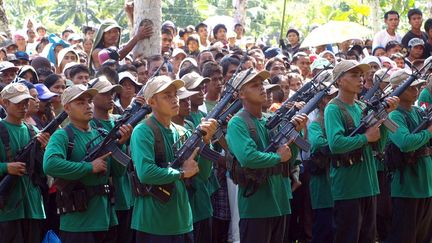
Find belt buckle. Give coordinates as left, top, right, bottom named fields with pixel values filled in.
left=104, top=184, right=110, bottom=194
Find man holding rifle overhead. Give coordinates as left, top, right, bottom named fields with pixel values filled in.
left=324, top=60, right=399, bottom=243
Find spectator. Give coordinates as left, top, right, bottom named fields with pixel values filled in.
left=372, top=10, right=402, bottom=50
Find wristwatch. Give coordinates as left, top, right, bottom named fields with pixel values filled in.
left=179, top=169, right=185, bottom=179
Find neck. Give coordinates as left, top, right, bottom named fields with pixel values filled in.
left=412, top=28, right=421, bottom=34
left=243, top=101, right=262, bottom=118
left=120, top=97, right=132, bottom=109
left=206, top=92, right=220, bottom=101
left=399, top=100, right=413, bottom=111
left=153, top=112, right=171, bottom=128
left=71, top=118, right=90, bottom=131
left=386, top=28, right=396, bottom=35
left=93, top=107, right=110, bottom=120
left=172, top=115, right=184, bottom=126
left=337, top=91, right=356, bottom=105
left=191, top=103, right=199, bottom=112
left=5, top=115, right=23, bottom=125
left=200, top=37, right=207, bottom=44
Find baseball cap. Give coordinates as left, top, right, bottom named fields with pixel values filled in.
left=63, top=62, right=80, bottom=74
left=34, top=83, right=58, bottom=100
left=361, top=56, right=382, bottom=68
left=61, top=84, right=98, bottom=105
left=389, top=69, right=425, bottom=87
left=1, top=83, right=34, bottom=103
left=15, top=51, right=29, bottom=61
left=119, top=71, right=142, bottom=87
left=177, top=87, right=198, bottom=99
left=89, top=76, right=122, bottom=94
left=0, top=61, right=19, bottom=73
left=182, top=72, right=210, bottom=90
left=323, top=82, right=338, bottom=96
left=263, top=80, right=280, bottom=91
left=103, top=20, right=122, bottom=32
left=333, top=60, right=370, bottom=81
left=373, top=68, right=391, bottom=83
left=172, top=48, right=187, bottom=58
left=232, top=69, right=270, bottom=90
left=143, top=75, right=184, bottom=100
left=408, top=38, right=425, bottom=48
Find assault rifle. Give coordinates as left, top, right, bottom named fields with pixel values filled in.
left=265, top=81, right=337, bottom=153
left=412, top=106, right=432, bottom=133
left=349, top=60, right=432, bottom=136
left=54, top=105, right=152, bottom=191
left=362, top=67, right=391, bottom=102
left=0, top=111, right=68, bottom=209
left=265, top=65, right=332, bottom=129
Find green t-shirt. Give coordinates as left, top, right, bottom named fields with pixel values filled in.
left=0, top=120, right=45, bottom=222
left=226, top=111, right=297, bottom=218
left=204, top=100, right=218, bottom=113
left=418, top=87, right=432, bottom=108
left=90, top=116, right=133, bottom=211
left=388, top=107, right=432, bottom=198
left=308, top=120, right=334, bottom=209
left=130, top=116, right=193, bottom=235
left=43, top=124, right=125, bottom=232
left=187, top=110, right=206, bottom=128
left=324, top=100, right=383, bottom=200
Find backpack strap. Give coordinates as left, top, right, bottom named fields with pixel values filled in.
left=145, top=118, right=166, bottom=167
left=0, top=122, right=13, bottom=162
left=237, top=110, right=260, bottom=148
left=63, top=124, right=75, bottom=160
left=328, top=98, right=357, bottom=134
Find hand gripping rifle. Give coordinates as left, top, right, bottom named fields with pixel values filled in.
left=0, top=111, right=68, bottom=209
left=349, top=59, right=432, bottom=136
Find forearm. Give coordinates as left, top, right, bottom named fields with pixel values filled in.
left=119, top=36, right=139, bottom=60
left=43, top=156, right=93, bottom=180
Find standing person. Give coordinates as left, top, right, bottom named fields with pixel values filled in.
left=372, top=10, right=402, bottom=50
left=0, top=83, right=50, bottom=243
left=401, top=9, right=428, bottom=51
left=280, top=28, right=301, bottom=56
left=43, top=84, right=132, bottom=243
left=195, top=22, right=210, bottom=50
left=129, top=75, right=217, bottom=242
left=385, top=70, right=432, bottom=243
left=213, top=24, right=228, bottom=44
left=324, top=60, right=399, bottom=243
left=182, top=72, right=210, bottom=126
left=226, top=69, right=308, bottom=243
left=200, top=62, right=224, bottom=113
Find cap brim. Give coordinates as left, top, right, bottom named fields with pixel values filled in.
left=264, top=83, right=280, bottom=91
left=155, top=79, right=185, bottom=96
left=240, top=70, right=271, bottom=89
left=68, top=88, right=98, bottom=103
left=347, top=63, right=371, bottom=74
left=9, top=94, right=35, bottom=104
left=99, top=84, right=123, bottom=94
left=411, top=79, right=427, bottom=86
left=187, top=77, right=210, bottom=90
left=178, top=89, right=199, bottom=99
left=39, top=93, right=58, bottom=100
left=104, top=25, right=121, bottom=32
left=1, top=66, right=19, bottom=73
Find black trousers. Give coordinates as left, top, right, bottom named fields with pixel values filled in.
left=239, top=215, right=286, bottom=243
left=333, top=196, right=376, bottom=243
left=135, top=231, right=194, bottom=243
left=211, top=217, right=229, bottom=243
left=115, top=209, right=134, bottom=243
left=0, top=219, right=43, bottom=243
left=376, top=171, right=392, bottom=242
left=59, top=227, right=117, bottom=243
left=386, top=197, right=432, bottom=243
left=193, top=217, right=212, bottom=243
left=311, top=208, right=333, bottom=243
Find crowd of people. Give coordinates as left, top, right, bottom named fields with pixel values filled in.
left=0, top=5, right=432, bottom=243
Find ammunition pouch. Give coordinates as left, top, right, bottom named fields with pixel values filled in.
left=331, top=148, right=363, bottom=168
left=385, top=144, right=432, bottom=172
left=55, top=183, right=114, bottom=215
left=131, top=170, right=174, bottom=203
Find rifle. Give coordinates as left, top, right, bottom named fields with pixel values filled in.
left=265, top=65, right=332, bottom=129
left=412, top=106, right=432, bottom=133
left=54, top=105, right=152, bottom=191
left=349, top=59, right=432, bottom=136
left=213, top=98, right=243, bottom=141
left=0, top=111, right=68, bottom=209
left=362, top=67, right=391, bottom=102
left=265, top=81, right=337, bottom=153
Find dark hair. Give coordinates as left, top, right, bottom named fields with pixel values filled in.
left=161, top=27, right=173, bottom=37
left=286, top=28, right=300, bottom=38
left=186, top=35, right=199, bottom=46
left=201, top=61, right=222, bottom=78
left=69, top=64, right=89, bottom=79
left=178, top=28, right=186, bottom=38
left=408, top=8, right=422, bottom=21
left=62, top=29, right=73, bottom=36
left=44, top=74, right=62, bottom=89
left=117, top=64, right=137, bottom=73
left=384, top=10, right=399, bottom=20
left=425, top=18, right=432, bottom=33
left=213, top=24, right=227, bottom=38
left=346, top=50, right=360, bottom=61
left=82, top=26, right=95, bottom=35
left=132, top=59, right=146, bottom=69
left=147, top=55, right=164, bottom=69
left=385, top=41, right=402, bottom=52
left=265, top=57, right=286, bottom=71
left=36, top=68, right=54, bottom=78
left=372, top=46, right=385, bottom=56
left=220, top=56, right=240, bottom=76
left=195, top=22, right=207, bottom=32
left=178, top=65, right=200, bottom=79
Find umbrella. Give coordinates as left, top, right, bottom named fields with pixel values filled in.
left=300, top=21, right=373, bottom=48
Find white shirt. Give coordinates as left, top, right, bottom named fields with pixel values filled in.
left=372, top=29, right=402, bottom=50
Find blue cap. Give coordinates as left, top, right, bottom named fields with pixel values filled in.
left=15, top=51, right=29, bottom=61
left=35, top=83, right=58, bottom=101
left=264, top=47, right=282, bottom=59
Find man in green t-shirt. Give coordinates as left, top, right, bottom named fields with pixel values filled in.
left=182, top=71, right=209, bottom=125
left=130, top=75, right=217, bottom=242
left=43, top=84, right=131, bottom=243
left=226, top=69, right=307, bottom=243
left=324, top=60, right=399, bottom=243
left=0, top=83, right=50, bottom=243
left=386, top=69, right=432, bottom=243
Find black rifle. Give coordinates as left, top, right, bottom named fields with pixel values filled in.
left=265, top=81, right=336, bottom=153
left=0, top=111, right=68, bottom=209
left=213, top=98, right=243, bottom=141
left=54, top=105, right=152, bottom=191
left=362, top=67, right=391, bottom=102
left=265, top=66, right=332, bottom=129
left=412, top=106, right=432, bottom=133
left=349, top=60, right=432, bottom=136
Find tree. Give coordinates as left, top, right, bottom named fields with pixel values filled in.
left=133, top=0, right=161, bottom=58
left=234, top=0, right=248, bottom=26
left=0, top=0, right=10, bottom=37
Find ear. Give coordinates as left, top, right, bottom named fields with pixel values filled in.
left=64, top=103, right=71, bottom=113
left=238, top=88, right=246, bottom=100
left=148, top=96, right=157, bottom=107
left=2, top=99, right=10, bottom=109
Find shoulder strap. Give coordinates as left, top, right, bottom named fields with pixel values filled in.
left=237, top=110, right=259, bottom=147
left=145, top=118, right=166, bottom=166
left=0, top=122, right=13, bottom=161
left=329, top=98, right=356, bottom=133
left=63, top=124, right=75, bottom=160
left=23, top=123, right=36, bottom=138
left=92, top=118, right=104, bottom=130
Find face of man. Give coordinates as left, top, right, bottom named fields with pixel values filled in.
left=27, top=88, right=40, bottom=115
left=365, top=62, right=380, bottom=86
left=65, top=94, right=94, bottom=122
left=4, top=98, right=29, bottom=120
left=171, top=54, right=186, bottom=75
left=71, top=72, right=90, bottom=85
left=149, top=85, right=179, bottom=118
left=337, top=69, right=364, bottom=95
left=93, top=90, right=115, bottom=112
left=137, top=65, right=148, bottom=84
left=216, top=28, right=227, bottom=41
left=198, top=52, right=214, bottom=69
left=178, top=98, right=191, bottom=117
left=0, top=69, right=17, bottom=84
left=409, top=14, right=423, bottom=30
left=289, top=77, right=302, bottom=92
left=385, top=14, right=400, bottom=31
left=224, top=64, right=239, bottom=83
left=252, top=53, right=265, bottom=71
left=148, top=59, right=168, bottom=77
left=103, top=28, right=120, bottom=47
left=198, top=26, right=208, bottom=40
left=15, top=36, right=26, bottom=48
left=190, top=83, right=206, bottom=107
left=235, top=25, right=244, bottom=38
left=207, top=72, right=223, bottom=97
left=239, top=79, right=266, bottom=105
left=269, top=61, right=286, bottom=79
left=399, top=85, right=419, bottom=104
left=410, top=45, right=424, bottom=59
left=295, top=56, right=311, bottom=77
left=161, top=33, right=173, bottom=53
left=120, top=79, right=138, bottom=100
left=287, top=32, right=299, bottom=45
left=280, top=78, right=290, bottom=101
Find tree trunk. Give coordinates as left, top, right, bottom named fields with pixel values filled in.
left=133, top=0, right=161, bottom=58
left=233, top=0, right=248, bottom=26
left=369, top=0, right=380, bottom=33
left=0, top=0, right=10, bottom=38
